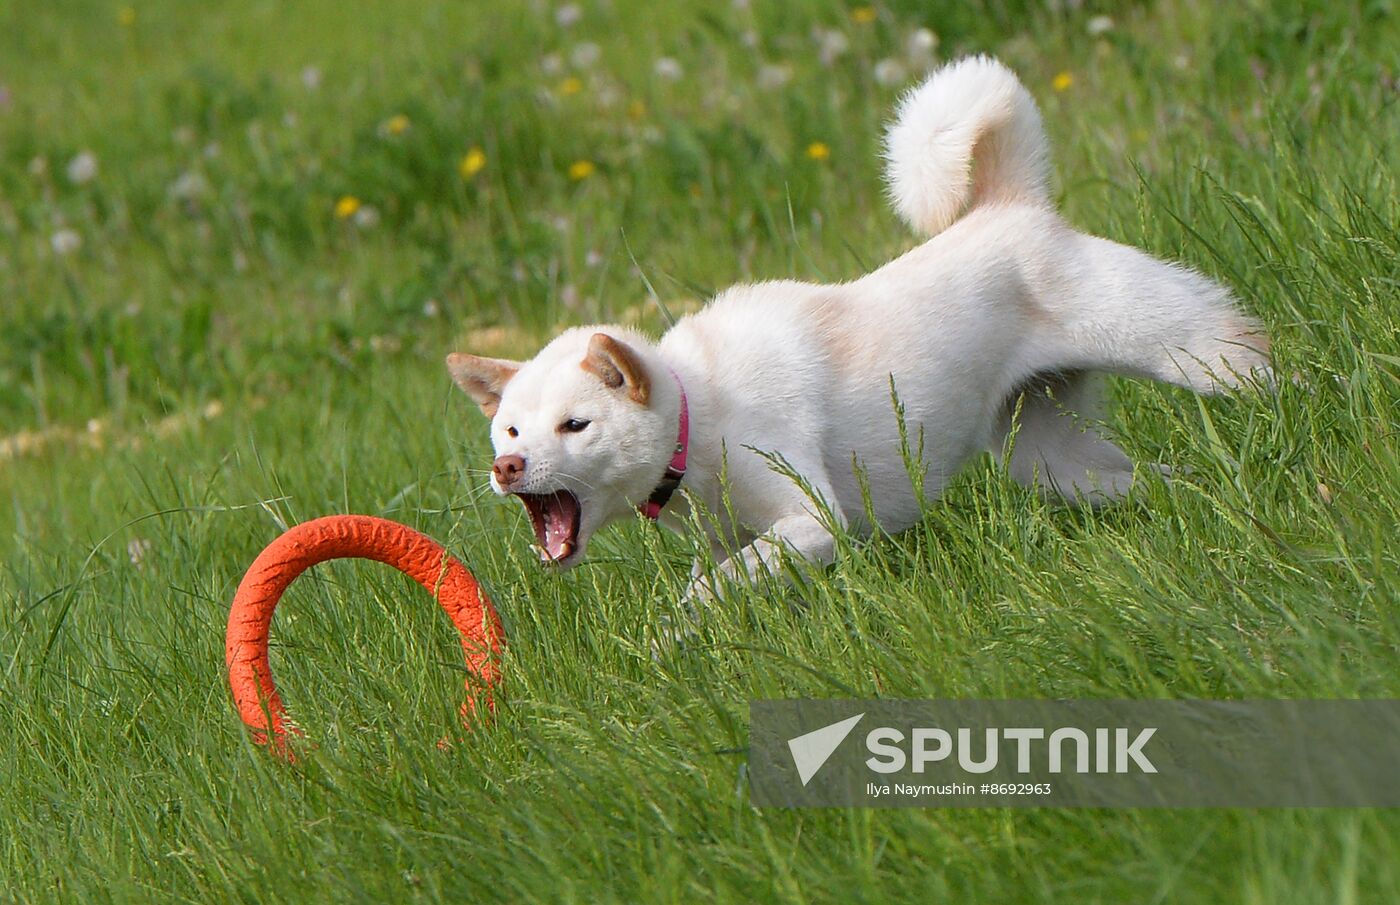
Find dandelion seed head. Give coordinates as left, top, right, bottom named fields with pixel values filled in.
left=905, top=27, right=938, bottom=70
left=595, top=84, right=621, bottom=108
left=757, top=63, right=793, bottom=90
left=66, top=150, right=98, bottom=185
left=50, top=229, right=82, bottom=256
left=555, top=3, right=582, bottom=27
left=873, top=58, right=906, bottom=87
left=654, top=57, right=683, bottom=81
left=570, top=42, right=601, bottom=69
left=813, top=28, right=849, bottom=67
left=168, top=170, right=209, bottom=201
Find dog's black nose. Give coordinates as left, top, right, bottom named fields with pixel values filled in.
left=492, top=454, right=526, bottom=488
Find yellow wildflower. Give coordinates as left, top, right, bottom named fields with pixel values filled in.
left=334, top=196, right=361, bottom=219
left=568, top=160, right=596, bottom=181
left=627, top=99, right=647, bottom=121
left=851, top=6, right=877, bottom=24
left=560, top=76, right=584, bottom=97
left=118, top=6, right=136, bottom=26
left=806, top=141, right=831, bottom=161
left=1052, top=71, right=1073, bottom=92
left=384, top=113, right=411, bottom=135
left=460, top=147, right=487, bottom=178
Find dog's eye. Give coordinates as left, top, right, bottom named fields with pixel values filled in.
left=506, top=426, right=519, bottom=438
left=559, top=418, right=591, bottom=434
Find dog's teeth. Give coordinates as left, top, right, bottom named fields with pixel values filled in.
left=559, top=542, right=575, bottom=560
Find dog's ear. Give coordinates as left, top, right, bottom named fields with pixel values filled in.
left=446, top=352, right=520, bottom=419
left=581, top=333, right=650, bottom=405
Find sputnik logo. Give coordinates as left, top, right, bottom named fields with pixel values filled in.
left=787, top=713, right=865, bottom=786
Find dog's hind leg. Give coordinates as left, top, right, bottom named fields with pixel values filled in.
left=995, top=371, right=1150, bottom=506
left=1038, top=234, right=1273, bottom=394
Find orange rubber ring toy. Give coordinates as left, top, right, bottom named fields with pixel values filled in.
left=225, top=514, right=504, bottom=751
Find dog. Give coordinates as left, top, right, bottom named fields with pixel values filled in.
left=446, top=56, right=1270, bottom=605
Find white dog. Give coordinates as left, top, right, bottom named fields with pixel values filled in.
left=447, top=56, right=1270, bottom=602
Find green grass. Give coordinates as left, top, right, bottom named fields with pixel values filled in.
left=3, top=0, right=1400, bottom=900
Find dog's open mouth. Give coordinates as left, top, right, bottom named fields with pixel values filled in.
left=516, top=490, right=582, bottom=563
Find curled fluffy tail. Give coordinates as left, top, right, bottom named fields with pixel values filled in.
left=884, top=56, right=1052, bottom=237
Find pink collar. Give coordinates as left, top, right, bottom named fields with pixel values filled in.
left=638, top=370, right=689, bottom=520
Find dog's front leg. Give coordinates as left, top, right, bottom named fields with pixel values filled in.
left=653, top=513, right=837, bottom=657
left=685, top=512, right=838, bottom=604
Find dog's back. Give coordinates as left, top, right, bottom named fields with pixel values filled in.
left=660, top=56, right=1270, bottom=531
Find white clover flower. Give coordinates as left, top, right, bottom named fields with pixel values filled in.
left=654, top=57, right=683, bottom=80
left=352, top=205, right=381, bottom=229
left=1087, top=15, right=1114, bottom=36
left=66, top=150, right=98, bottom=185
left=585, top=249, right=604, bottom=268
left=422, top=298, right=441, bottom=317
left=873, top=58, right=907, bottom=87
left=50, top=229, right=82, bottom=256
left=757, top=63, right=793, bottom=90
left=555, top=3, right=582, bottom=27
left=813, top=28, right=849, bottom=67
left=540, top=53, right=564, bottom=76
left=300, top=65, right=322, bottom=91
left=27, top=156, right=48, bottom=177
left=571, top=42, right=601, bottom=69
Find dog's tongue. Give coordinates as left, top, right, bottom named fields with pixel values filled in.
left=539, top=491, right=579, bottom=561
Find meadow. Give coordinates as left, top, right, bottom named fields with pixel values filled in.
left=2, top=0, right=1399, bottom=901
